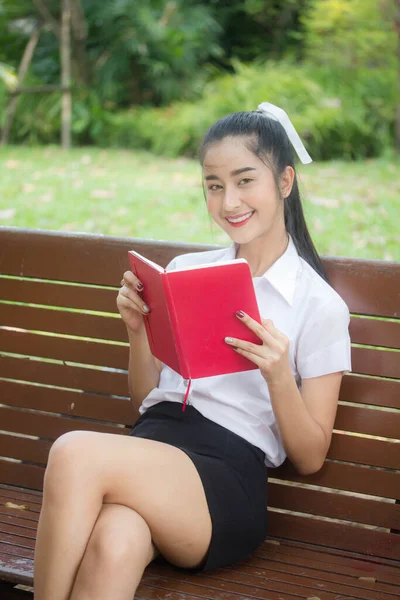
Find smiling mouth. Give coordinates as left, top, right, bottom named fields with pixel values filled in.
left=225, top=210, right=255, bottom=226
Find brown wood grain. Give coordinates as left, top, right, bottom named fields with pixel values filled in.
left=351, top=346, right=400, bottom=379
left=1, top=303, right=127, bottom=342
left=328, top=433, right=400, bottom=469
left=350, top=317, right=400, bottom=350
left=1, top=277, right=118, bottom=312
left=1, top=227, right=400, bottom=316
left=0, top=329, right=128, bottom=370
left=340, top=374, right=400, bottom=409
left=268, top=511, right=400, bottom=561
left=0, top=406, right=130, bottom=441
left=0, top=355, right=129, bottom=397
left=274, top=460, right=399, bottom=499
left=335, top=404, right=400, bottom=440
left=268, top=481, right=400, bottom=529
left=1, top=379, right=135, bottom=426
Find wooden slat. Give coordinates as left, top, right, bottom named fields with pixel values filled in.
left=0, top=496, right=40, bottom=514
left=340, top=374, right=400, bottom=409
left=0, top=485, right=42, bottom=500
left=328, top=433, right=400, bottom=469
left=325, top=256, right=400, bottom=319
left=0, top=435, right=50, bottom=466
left=0, top=355, right=129, bottom=397
left=0, top=329, right=128, bottom=369
left=0, top=462, right=44, bottom=492
left=228, top=558, right=400, bottom=599
left=2, top=381, right=399, bottom=468
left=0, top=228, right=207, bottom=286
left=1, top=304, right=127, bottom=343
left=350, top=317, right=400, bottom=350
left=0, top=508, right=39, bottom=526
left=1, top=331, right=399, bottom=385
left=1, top=379, right=135, bottom=425
left=268, top=512, right=400, bottom=561
left=268, top=482, right=399, bottom=529
left=0, top=406, right=130, bottom=440
left=5, top=306, right=400, bottom=357
left=335, top=404, right=400, bottom=440
left=256, top=541, right=400, bottom=586
left=1, top=278, right=118, bottom=312
left=139, top=568, right=376, bottom=600
left=351, top=346, right=400, bottom=379
left=2, top=227, right=400, bottom=316
left=274, top=461, right=399, bottom=499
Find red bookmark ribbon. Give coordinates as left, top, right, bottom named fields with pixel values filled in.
left=182, top=378, right=191, bottom=412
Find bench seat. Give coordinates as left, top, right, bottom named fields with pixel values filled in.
left=0, top=227, right=399, bottom=600
left=2, top=485, right=400, bottom=600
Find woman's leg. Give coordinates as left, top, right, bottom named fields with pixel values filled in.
left=33, top=430, right=212, bottom=600
left=69, top=504, right=157, bottom=600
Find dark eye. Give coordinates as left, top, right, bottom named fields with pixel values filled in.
left=208, top=184, right=222, bottom=191
left=239, top=178, right=252, bottom=185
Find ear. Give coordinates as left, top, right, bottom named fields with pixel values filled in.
left=279, top=166, right=295, bottom=199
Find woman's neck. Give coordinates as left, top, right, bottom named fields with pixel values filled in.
left=236, top=230, right=289, bottom=278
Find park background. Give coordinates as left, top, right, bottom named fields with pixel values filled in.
left=0, top=0, right=399, bottom=261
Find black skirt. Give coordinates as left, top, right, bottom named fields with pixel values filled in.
left=128, top=400, right=269, bottom=572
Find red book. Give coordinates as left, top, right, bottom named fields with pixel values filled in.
left=128, top=250, right=262, bottom=380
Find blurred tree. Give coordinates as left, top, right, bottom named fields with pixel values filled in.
left=395, top=0, right=400, bottom=151
left=0, top=0, right=314, bottom=108
left=303, top=0, right=396, bottom=70
left=202, top=0, right=311, bottom=64
left=0, top=0, right=223, bottom=106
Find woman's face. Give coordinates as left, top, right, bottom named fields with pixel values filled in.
left=202, top=136, right=292, bottom=246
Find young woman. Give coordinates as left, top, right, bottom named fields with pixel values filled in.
left=33, top=103, right=351, bottom=600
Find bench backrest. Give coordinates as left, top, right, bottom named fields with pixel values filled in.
left=1, top=227, right=399, bottom=561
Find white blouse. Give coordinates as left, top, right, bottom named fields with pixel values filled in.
left=139, top=236, right=352, bottom=467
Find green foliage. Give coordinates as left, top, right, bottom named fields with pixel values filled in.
left=90, top=61, right=395, bottom=160
left=303, top=0, right=396, bottom=70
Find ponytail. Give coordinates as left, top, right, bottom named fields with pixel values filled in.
left=200, top=111, right=329, bottom=282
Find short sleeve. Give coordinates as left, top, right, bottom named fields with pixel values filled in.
left=296, top=297, right=352, bottom=379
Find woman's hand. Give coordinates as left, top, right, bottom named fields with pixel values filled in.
left=117, top=271, right=150, bottom=333
left=225, top=311, right=290, bottom=384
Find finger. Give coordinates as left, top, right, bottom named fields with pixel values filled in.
left=121, top=271, right=144, bottom=291
left=232, top=346, right=264, bottom=369
left=119, top=288, right=150, bottom=314
left=225, top=337, right=266, bottom=358
left=235, top=311, right=278, bottom=345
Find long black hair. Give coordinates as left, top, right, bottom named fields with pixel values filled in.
left=199, top=111, right=328, bottom=282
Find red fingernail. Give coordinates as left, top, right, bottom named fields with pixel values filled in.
left=137, top=283, right=144, bottom=291
left=236, top=310, right=245, bottom=318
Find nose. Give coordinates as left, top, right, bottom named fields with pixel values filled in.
left=223, top=187, right=241, bottom=212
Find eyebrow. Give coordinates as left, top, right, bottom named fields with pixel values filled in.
left=204, top=167, right=256, bottom=181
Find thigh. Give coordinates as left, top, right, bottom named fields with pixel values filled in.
left=48, top=431, right=212, bottom=569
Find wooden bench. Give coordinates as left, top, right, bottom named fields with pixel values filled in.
left=0, top=226, right=399, bottom=600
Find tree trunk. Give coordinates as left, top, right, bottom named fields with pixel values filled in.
left=61, top=0, right=72, bottom=149
left=70, top=0, right=89, bottom=85
left=1, top=23, right=42, bottom=145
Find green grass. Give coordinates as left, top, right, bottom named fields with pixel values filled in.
left=1, top=145, right=399, bottom=261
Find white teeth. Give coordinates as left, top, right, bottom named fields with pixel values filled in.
left=226, top=211, right=254, bottom=223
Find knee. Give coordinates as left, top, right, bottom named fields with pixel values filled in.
left=87, top=516, right=153, bottom=569
left=44, top=431, right=93, bottom=498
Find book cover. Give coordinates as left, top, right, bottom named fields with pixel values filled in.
left=128, top=250, right=262, bottom=379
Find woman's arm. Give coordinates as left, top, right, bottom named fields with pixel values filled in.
left=266, top=368, right=342, bottom=474
left=225, top=312, right=343, bottom=474
left=127, top=326, right=162, bottom=416
left=117, top=270, right=162, bottom=417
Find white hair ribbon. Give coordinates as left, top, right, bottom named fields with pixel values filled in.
left=257, top=102, right=312, bottom=165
